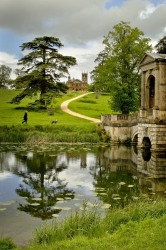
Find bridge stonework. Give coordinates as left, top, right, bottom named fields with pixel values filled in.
left=137, top=123, right=166, bottom=150
left=101, top=53, right=166, bottom=151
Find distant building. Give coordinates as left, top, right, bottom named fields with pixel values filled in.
left=66, top=73, right=89, bottom=91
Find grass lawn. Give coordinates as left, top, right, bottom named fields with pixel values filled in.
left=68, top=92, right=113, bottom=119
left=0, top=90, right=112, bottom=143
left=0, top=89, right=101, bottom=126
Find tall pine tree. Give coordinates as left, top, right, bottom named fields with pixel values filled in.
left=12, top=36, right=77, bottom=106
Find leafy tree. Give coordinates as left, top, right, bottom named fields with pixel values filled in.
left=91, top=47, right=112, bottom=98
left=91, top=21, right=152, bottom=114
left=11, top=36, right=77, bottom=106
left=0, top=64, right=12, bottom=88
left=155, top=36, right=166, bottom=54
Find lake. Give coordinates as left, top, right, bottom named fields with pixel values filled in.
left=0, top=143, right=166, bottom=247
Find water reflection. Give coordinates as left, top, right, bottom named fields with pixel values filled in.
left=0, top=144, right=166, bottom=245
left=15, top=151, right=75, bottom=220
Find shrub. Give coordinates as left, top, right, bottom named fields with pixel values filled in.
left=96, top=125, right=111, bottom=143
left=0, top=238, right=17, bottom=250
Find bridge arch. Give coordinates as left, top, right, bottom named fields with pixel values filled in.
left=132, top=133, right=138, bottom=144
left=142, top=136, right=151, bottom=148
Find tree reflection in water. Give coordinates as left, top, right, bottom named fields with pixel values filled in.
left=14, top=151, right=74, bottom=220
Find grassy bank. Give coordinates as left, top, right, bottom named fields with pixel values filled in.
left=1, top=199, right=166, bottom=250
left=0, top=124, right=101, bottom=143
left=28, top=199, right=166, bottom=250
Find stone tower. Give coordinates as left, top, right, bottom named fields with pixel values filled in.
left=139, top=53, right=166, bottom=121
left=138, top=53, right=166, bottom=150
left=82, top=73, right=88, bottom=83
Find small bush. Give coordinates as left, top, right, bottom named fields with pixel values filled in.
left=0, top=238, right=16, bottom=250
left=96, top=126, right=111, bottom=143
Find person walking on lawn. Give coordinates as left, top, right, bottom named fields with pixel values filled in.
left=22, top=111, right=28, bottom=124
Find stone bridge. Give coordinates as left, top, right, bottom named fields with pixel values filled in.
left=101, top=53, right=166, bottom=152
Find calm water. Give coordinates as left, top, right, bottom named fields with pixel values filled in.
left=0, top=144, right=166, bottom=247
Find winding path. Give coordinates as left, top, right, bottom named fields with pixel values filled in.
left=60, top=92, right=100, bottom=123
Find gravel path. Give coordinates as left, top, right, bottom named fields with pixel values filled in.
left=60, top=92, right=100, bottom=123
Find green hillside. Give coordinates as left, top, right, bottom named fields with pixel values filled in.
left=0, top=90, right=112, bottom=143
left=0, top=89, right=111, bottom=126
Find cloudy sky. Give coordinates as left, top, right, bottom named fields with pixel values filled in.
left=0, top=0, right=165, bottom=82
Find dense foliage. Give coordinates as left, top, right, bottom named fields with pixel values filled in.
left=11, top=36, right=77, bottom=107
left=155, top=35, right=166, bottom=54
left=91, top=21, right=152, bottom=114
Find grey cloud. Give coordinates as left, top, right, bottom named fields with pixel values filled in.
left=0, top=0, right=105, bottom=42
left=0, top=0, right=165, bottom=81
left=1, top=0, right=165, bottom=46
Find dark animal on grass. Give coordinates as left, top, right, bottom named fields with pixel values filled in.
left=51, top=120, right=58, bottom=124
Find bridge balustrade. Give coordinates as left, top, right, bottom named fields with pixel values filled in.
left=101, top=113, right=139, bottom=126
